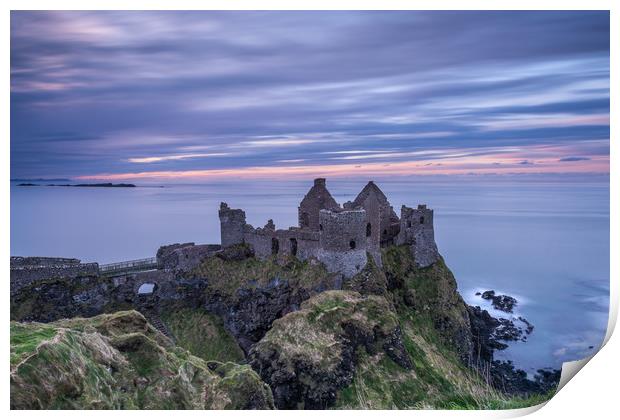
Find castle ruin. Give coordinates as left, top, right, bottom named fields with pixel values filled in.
left=219, top=178, right=439, bottom=278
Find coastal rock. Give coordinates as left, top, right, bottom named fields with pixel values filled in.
left=490, top=360, right=560, bottom=397
left=480, top=290, right=518, bottom=313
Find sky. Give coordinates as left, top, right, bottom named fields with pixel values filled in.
left=10, top=11, right=610, bottom=181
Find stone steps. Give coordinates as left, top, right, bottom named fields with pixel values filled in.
left=141, top=308, right=176, bottom=344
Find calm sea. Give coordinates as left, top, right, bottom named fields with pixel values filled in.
left=10, top=175, right=610, bottom=374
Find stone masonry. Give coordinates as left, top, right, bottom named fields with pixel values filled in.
left=220, top=178, right=439, bottom=277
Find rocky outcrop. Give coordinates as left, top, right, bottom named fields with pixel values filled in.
left=479, top=290, right=518, bottom=313
left=467, top=305, right=508, bottom=364
left=490, top=361, right=560, bottom=397
left=204, top=277, right=311, bottom=353
left=249, top=291, right=411, bottom=409
left=188, top=250, right=340, bottom=353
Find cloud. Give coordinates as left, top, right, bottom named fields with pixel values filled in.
left=127, top=152, right=230, bottom=163
left=10, top=11, right=610, bottom=179
left=559, top=156, right=591, bottom=162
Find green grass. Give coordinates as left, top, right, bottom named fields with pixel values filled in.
left=160, top=308, right=244, bottom=363
left=11, top=311, right=274, bottom=409
left=10, top=322, right=58, bottom=367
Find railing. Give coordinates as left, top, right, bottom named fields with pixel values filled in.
left=99, top=257, right=158, bottom=276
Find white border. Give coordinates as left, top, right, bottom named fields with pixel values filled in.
left=2, top=2, right=617, bottom=418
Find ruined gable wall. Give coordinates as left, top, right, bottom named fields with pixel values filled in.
left=396, top=204, right=439, bottom=268
left=351, top=182, right=400, bottom=249
left=298, top=178, right=341, bottom=230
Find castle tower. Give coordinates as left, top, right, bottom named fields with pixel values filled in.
left=298, top=178, right=341, bottom=230
left=219, top=202, right=246, bottom=247
left=396, top=204, right=439, bottom=267
left=318, top=209, right=368, bottom=278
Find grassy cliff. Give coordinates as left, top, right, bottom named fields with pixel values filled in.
left=10, top=311, right=273, bottom=409
left=10, top=245, right=554, bottom=410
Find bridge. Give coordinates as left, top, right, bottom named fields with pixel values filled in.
left=99, top=257, right=158, bottom=276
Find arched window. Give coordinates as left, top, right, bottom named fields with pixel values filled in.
left=366, top=223, right=372, bottom=237
left=420, top=216, right=425, bottom=224
left=349, top=240, right=356, bottom=250
left=290, top=238, right=298, bottom=256
left=407, top=221, right=412, bottom=228
left=137, top=283, right=155, bottom=295
left=271, top=238, right=279, bottom=255
left=319, top=224, right=323, bottom=231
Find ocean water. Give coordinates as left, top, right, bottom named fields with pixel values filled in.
left=10, top=175, right=610, bottom=374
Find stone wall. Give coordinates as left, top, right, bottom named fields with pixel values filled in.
left=243, top=224, right=320, bottom=261
left=396, top=204, right=439, bottom=268
left=318, top=209, right=368, bottom=278
left=10, top=256, right=82, bottom=267
left=218, top=179, right=440, bottom=277
left=156, top=242, right=195, bottom=267
left=10, top=258, right=100, bottom=296
left=219, top=202, right=246, bottom=247
left=157, top=243, right=221, bottom=271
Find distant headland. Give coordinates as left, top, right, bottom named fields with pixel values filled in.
left=17, top=182, right=136, bottom=188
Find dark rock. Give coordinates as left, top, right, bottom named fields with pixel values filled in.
left=480, top=290, right=518, bottom=313
left=467, top=305, right=505, bottom=365
left=204, top=277, right=310, bottom=353
left=490, top=360, right=560, bottom=397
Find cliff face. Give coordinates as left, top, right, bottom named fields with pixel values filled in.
left=249, top=291, right=412, bottom=409
left=10, top=245, right=554, bottom=409
left=382, top=246, right=475, bottom=365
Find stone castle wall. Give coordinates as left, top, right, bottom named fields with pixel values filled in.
left=396, top=204, right=439, bottom=268
left=317, top=209, right=368, bottom=278
left=10, top=259, right=100, bottom=295
left=11, top=256, right=83, bottom=267
left=243, top=224, right=321, bottom=261
left=219, top=203, right=246, bottom=247
left=218, top=178, right=440, bottom=276
left=219, top=202, right=369, bottom=278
